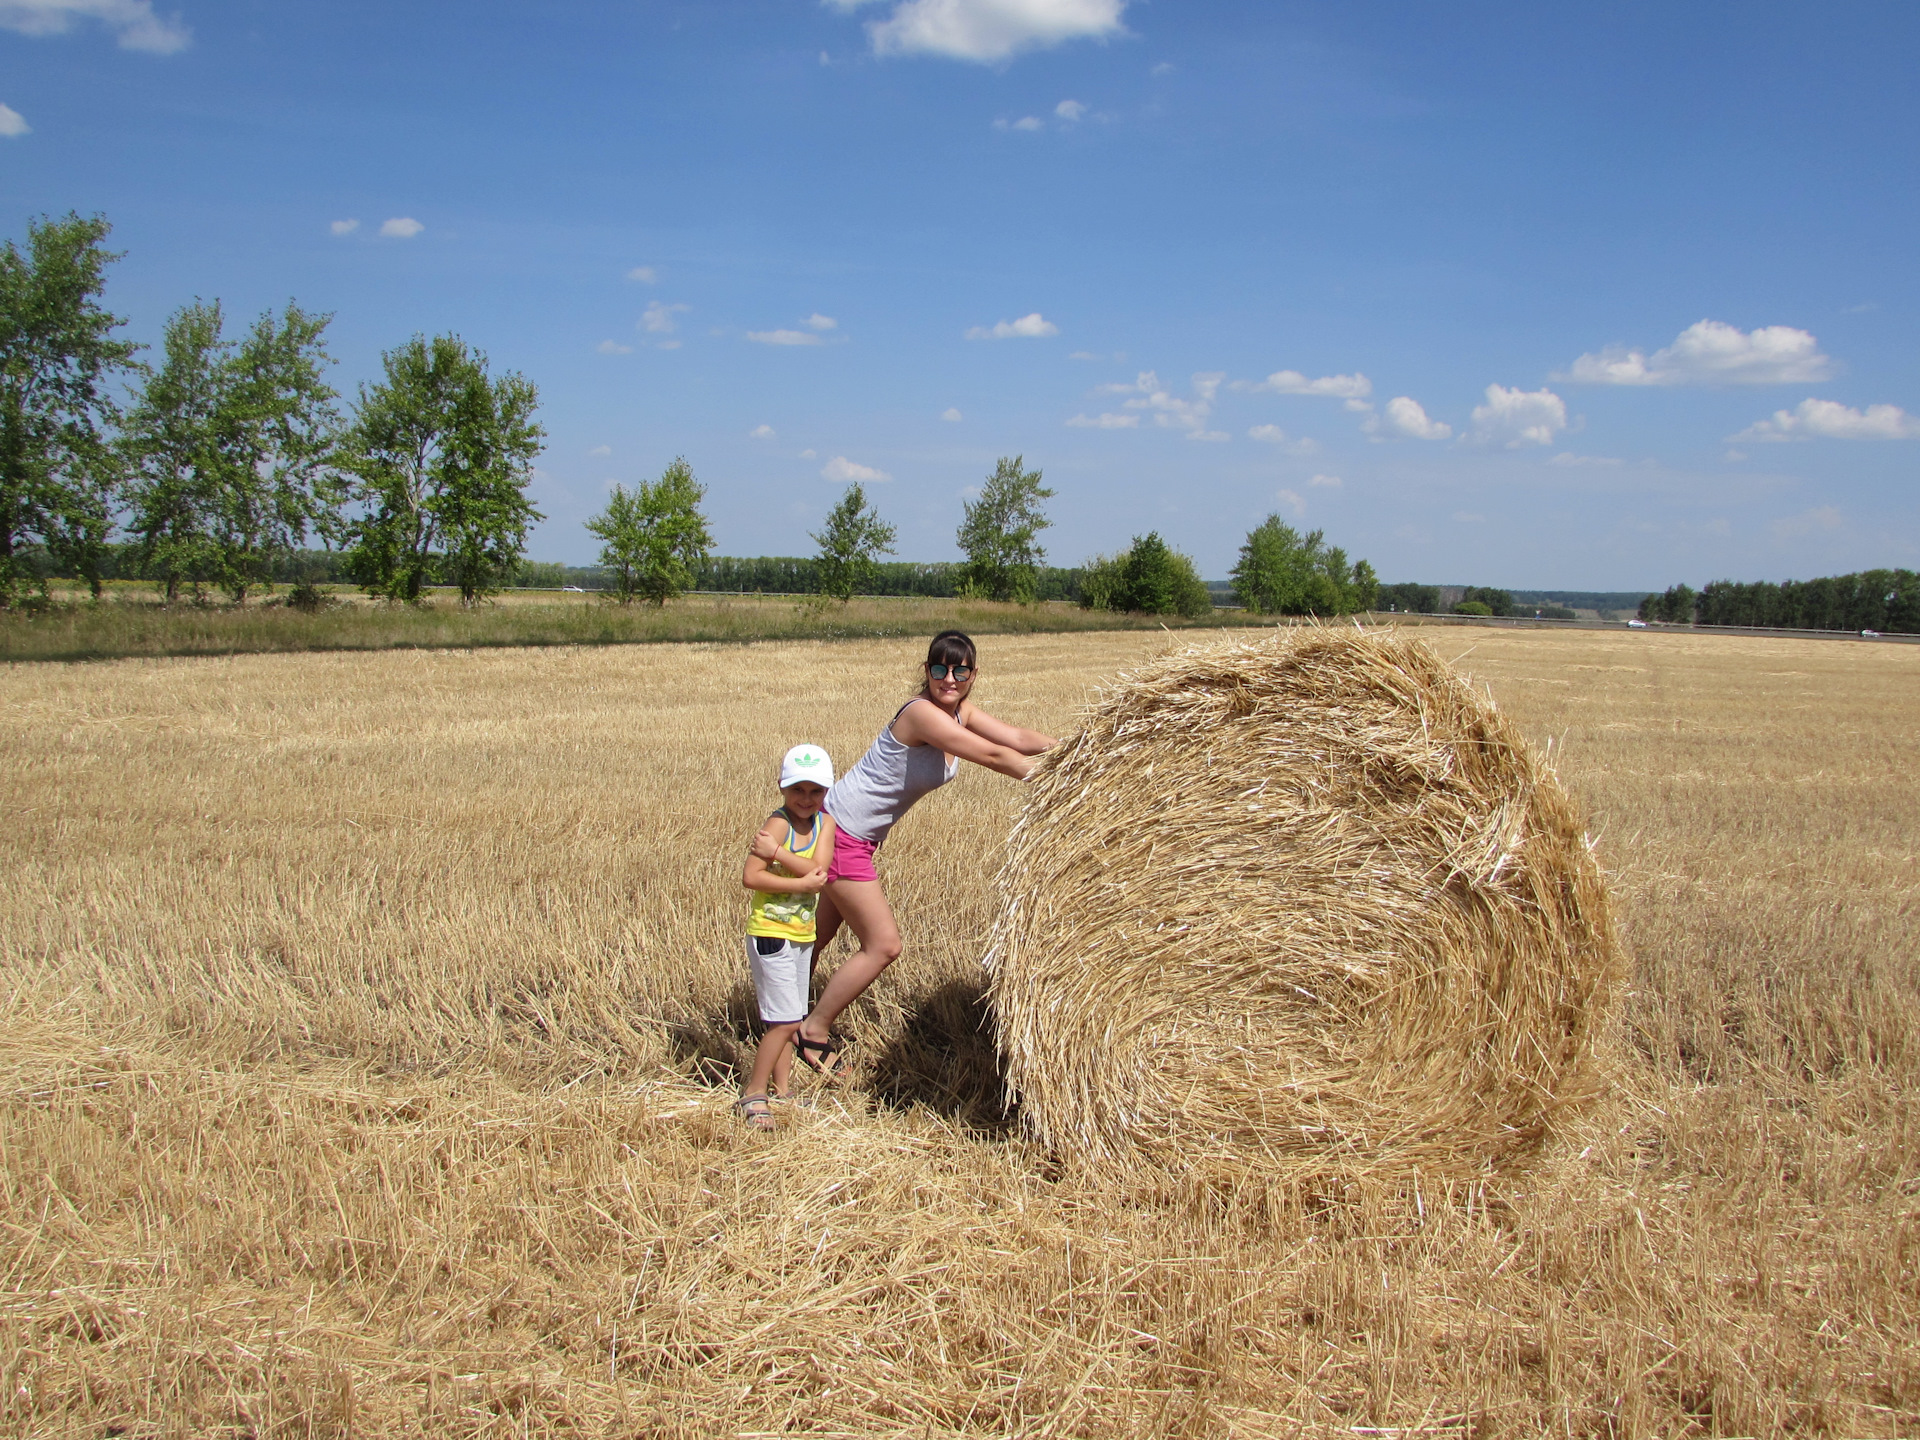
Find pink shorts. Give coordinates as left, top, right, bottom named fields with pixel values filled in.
left=824, top=828, right=880, bottom=884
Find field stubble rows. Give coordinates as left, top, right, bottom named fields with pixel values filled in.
left=1, top=628, right=1917, bottom=1436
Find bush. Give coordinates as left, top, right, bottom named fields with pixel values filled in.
left=1080, top=533, right=1212, bottom=617
left=1460, top=586, right=1515, bottom=617
left=1453, top=601, right=1493, bottom=617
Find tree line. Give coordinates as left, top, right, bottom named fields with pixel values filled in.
left=1640, top=571, right=1920, bottom=633
left=3, top=214, right=546, bottom=610
left=3, top=210, right=1386, bottom=620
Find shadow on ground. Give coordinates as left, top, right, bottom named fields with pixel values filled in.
left=863, top=976, right=1014, bottom=1133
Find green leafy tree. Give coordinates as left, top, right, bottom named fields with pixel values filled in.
left=1081, top=532, right=1212, bottom=617
left=586, top=456, right=712, bottom=605
left=1637, top=583, right=1697, bottom=624
left=120, top=301, right=229, bottom=604
left=1460, top=585, right=1515, bottom=617
left=1230, top=515, right=1375, bottom=616
left=343, top=334, right=544, bottom=605
left=0, top=213, right=139, bottom=606
left=810, top=482, right=896, bottom=602
left=1377, top=581, right=1441, bottom=614
left=956, top=455, right=1054, bottom=602
left=166, top=302, right=341, bottom=604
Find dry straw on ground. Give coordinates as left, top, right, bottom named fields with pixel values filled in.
left=990, top=629, right=1622, bottom=1181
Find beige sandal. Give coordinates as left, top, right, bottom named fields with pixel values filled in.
left=734, top=1094, right=775, bottom=1132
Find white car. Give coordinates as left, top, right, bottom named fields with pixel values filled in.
left=1862, top=629, right=1882, bottom=638
left=1626, top=618, right=1648, bottom=628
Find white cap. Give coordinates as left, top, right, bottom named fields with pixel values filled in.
left=779, top=744, right=834, bottom=790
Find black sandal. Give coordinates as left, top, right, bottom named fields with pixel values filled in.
left=793, top=1032, right=852, bottom=1083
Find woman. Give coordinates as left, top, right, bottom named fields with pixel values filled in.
left=793, top=630, right=1055, bottom=1079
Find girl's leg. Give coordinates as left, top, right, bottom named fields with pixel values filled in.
left=744, top=1020, right=800, bottom=1101
left=798, top=879, right=902, bottom=1048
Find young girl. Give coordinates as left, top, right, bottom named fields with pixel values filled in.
left=792, top=632, right=1054, bottom=1081
left=736, top=744, right=836, bottom=1132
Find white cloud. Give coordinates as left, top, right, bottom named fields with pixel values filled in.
left=965, top=312, right=1058, bottom=340
left=1275, top=488, right=1305, bottom=516
left=655, top=339, right=682, bottom=351
left=1364, top=395, right=1453, bottom=441
left=1729, top=398, right=1920, bottom=443
left=1467, top=385, right=1565, bottom=448
left=995, top=115, right=1045, bottom=131
left=328, top=218, right=358, bottom=236
left=1308, top=473, right=1342, bottom=488
left=1066, top=412, right=1139, bottom=429
left=595, top=339, right=633, bottom=355
left=804, top=313, right=838, bottom=331
left=0, top=103, right=30, bottom=136
left=1561, top=319, right=1832, bottom=387
left=1055, top=98, right=1086, bottom=121
left=800, top=449, right=817, bottom=459
left=626, top=265, right=658, bottom=283
left=859, top=0, right=1128, bottom=63
left=1104, top=370, right=1228, bottom=438
left=1187, top=429, right=1229, bottom=443
left=1548, top=452, right=1623, bottom=467
left=749, top=424, right=776, bottom=439
left=641, top=301, right=689, bottom=334
left=1150, top=60, right=1173, bottom=75
left=379, top=216, right=424, bottom=238
left=747, top=328, right=824, bottom=346
left=587, top=444, right=612, bottom=456
left=1068, top=349, right=1112, bottom=361
left=1772, top=505, right=1844, bottom=539
left=821, top=455, right=892, bottom=482
left=941, top=407, right=963, bottom=422
left=0, top=0, right=189, bottom=52
left=1247, top=424, right=1288, bottom=444
left=1243, top=368, right=1371, bottom=401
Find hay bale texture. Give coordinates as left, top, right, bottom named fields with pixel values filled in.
left=985, top=628, right=1622, bottom=1180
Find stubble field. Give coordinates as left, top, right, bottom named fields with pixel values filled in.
left=1, top=627, right=1916, bottom=1436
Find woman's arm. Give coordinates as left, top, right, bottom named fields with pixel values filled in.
left=893, top=699, right=1036, bottom=780
left=962, top=704, right=1056, bottom=756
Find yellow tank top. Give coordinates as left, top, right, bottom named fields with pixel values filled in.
left=746, top=813, right=822, bottom=942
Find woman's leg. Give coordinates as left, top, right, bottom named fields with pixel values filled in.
left=799, top=878, right=902, bottom=1045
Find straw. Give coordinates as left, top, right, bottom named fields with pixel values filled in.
left=985, top=626, right=1624, bottom=1182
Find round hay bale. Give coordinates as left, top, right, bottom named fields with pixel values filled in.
left=985, top=627, right=1622, bottom=1180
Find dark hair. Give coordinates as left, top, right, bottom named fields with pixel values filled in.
left=926, top=630, right=977, bottom=669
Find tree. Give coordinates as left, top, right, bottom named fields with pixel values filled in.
left=1460, top=585, right=1515, bottom=617
left=1638, top=583, right=1697, bottom=624
left=343, top=334, right=543, bottom=605
left=1377, top=581, right=1441, bottom=615
left=956, top=455, right=1054, bottom=602
left=810, top=483, right=896, bottom=602
left=1080, top=532, right=1212, bottom=617
left=1230, top=515, right=1376, bottom=616
left=586, top=457, right=713, bottom=605
left=120, top=301, right=230, bottom=604
left=0, top=213, right=139, bottom=606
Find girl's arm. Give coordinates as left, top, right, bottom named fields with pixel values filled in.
left=743, top=818, right=829, bottom=893
left=961, top=704, right=1056, bottom=756
left=893, top=699, right=1037, bottom=780
left=752, top=825, right=826, bottom=877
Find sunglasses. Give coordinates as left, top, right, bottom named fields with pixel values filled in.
left=926, top=663, right=974, bottom=681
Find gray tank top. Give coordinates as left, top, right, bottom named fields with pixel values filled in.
left=825, top=698, right=961, bottom=845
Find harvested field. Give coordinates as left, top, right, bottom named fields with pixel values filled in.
left=2, top=628, right=1917, bottom=1435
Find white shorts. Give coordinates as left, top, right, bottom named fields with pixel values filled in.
left=745, top=936, right=813, bottom=1024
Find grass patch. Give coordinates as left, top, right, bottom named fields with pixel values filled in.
left=1, top=586, right=1275, bottom=663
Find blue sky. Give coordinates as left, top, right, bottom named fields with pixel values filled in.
left=4, top=0, right=1916, bottom=587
